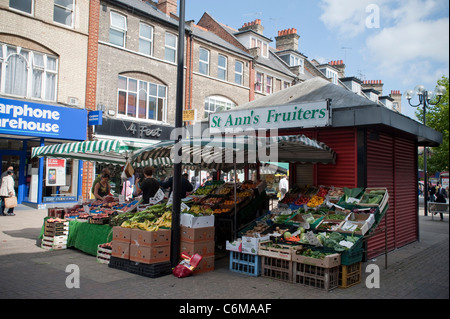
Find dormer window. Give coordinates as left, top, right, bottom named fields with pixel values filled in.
left=320, top=67, right=338, bottom=85
left=251, top=37, right=268, bottom=58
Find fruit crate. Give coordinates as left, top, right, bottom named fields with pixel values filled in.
left=96, top=244, right=112, bottom=265
left=261, top=256, right=293, bottom=283
left=339, top=262, right=362, bottom=288
left=229, top=251, right=261, bottom=276
left=41, top=235, right=68, bottom=251
left=258, top=240, right=295, bottom=261
left=292, top=262, right=339, bottom=291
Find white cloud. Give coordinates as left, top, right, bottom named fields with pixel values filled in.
left=365, top=18, right=449, bottom=70
left=319, top=0, right=389, bottom=38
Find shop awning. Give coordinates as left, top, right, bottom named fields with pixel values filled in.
left=31, top=140, right=138, bottom=165
left=131, top=134, right=336, bottom=170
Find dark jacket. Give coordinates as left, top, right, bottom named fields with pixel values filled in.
left=160, top=176, right=193, bottom=198
left=140, top=177, right=161, bottom=204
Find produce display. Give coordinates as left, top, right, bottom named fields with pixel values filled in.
left=228, top=185, right=388, bottom=269
left=185, top=182, right=257, bottom=217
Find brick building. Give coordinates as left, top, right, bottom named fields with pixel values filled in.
left=0, top=0, right=90, bottom=206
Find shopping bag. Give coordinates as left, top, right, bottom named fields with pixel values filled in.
left=4, top=196, right=17, bottom=208
left=173, top=252, right=203, bottom=278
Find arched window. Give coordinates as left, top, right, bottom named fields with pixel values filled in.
left=204, top=95, right=236, bottom=118
left=0, top=43, right=58, bottom=101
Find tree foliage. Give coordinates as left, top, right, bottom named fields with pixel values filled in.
left=416, top=76, right=449, bottom=174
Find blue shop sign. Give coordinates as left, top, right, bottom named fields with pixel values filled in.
left=88, top=110, right=103, bottom=126
left=0, top=97, right=87, bottom=140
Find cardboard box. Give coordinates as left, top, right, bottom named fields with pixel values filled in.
left=241, top=235, right=270, bottom=255
left=111, top=241, right=130, bottom=259
left=130, top=228, right=171, bottom=247
left=339, top=213, right=375, bottom=235
left=129, top=244, right=170, bottom=264
left=226, top=240, right=242, bottom=253
left=112, top=226, right=131, bottom=243
left=180, top=240, right=215, bottom=257
left=180, top=226, right=215, bottom=243
left=193, top=255, right=215, bottom=274
left=180, top=213, right=215, bottom=228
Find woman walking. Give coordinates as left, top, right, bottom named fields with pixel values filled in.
left=0, top=169, right=16, bottom=216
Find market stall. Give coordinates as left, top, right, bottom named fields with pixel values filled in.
left=226, top=185, right=389, bottom=290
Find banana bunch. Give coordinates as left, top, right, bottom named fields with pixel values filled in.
left=151, top=210, right=172, bottom=228
left=121, top=219, right=159, bottom=231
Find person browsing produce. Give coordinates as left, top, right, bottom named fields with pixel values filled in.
left=134, top=167, right=161, bottom=204
left=93, top=173, right=112, bottom=200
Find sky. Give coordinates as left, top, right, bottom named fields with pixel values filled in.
left=184, top=0, right=449, bottom=121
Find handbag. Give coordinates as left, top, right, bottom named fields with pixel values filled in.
left=4, top=196, right=17, bottom=208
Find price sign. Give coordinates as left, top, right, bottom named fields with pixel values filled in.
left=181, top=202, right=190, bottom=211
left=305, top=231, right=322, bottom=247
left=149, top=188, right=165, bottom=204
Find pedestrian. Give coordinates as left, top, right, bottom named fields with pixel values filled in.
left=279, top=175, right=289, bottom=200
left=93, top=172, right=112, bottom=200
left=134, top=167, right=161, bottom=204
left=429, top=182, right=436, bottom=202
left=434, top=184, right=448, bottom=221
left=0, top=168, right=16, bottom=216
left=160, top=172, right=193, bottom=199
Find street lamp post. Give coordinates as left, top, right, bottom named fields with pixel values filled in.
left=405, top=85, right=446, bottom=216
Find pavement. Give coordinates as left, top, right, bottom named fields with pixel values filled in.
left=0, top=204, right=448, bottom=304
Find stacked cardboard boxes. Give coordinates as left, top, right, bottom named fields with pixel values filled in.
left=180, top=214, right=215, bottom=273
left=109, top=226, right=172, bottom=278
left=111, top=226, right=171, bottom=264
left=129, top=228, right=171, bottom=264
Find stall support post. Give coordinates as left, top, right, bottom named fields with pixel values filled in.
left=170, top=0, right=186, bottom=268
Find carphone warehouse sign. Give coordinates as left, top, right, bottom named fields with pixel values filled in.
left=0, top=97, right=87, bottom=140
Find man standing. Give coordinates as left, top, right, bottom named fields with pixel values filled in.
left=160, top=172, right=193, bottom=199
left=134, top=167, right=161, bottom=204
left=279, top=175, right=289, bottom=200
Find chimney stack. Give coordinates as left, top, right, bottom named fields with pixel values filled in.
left=157, top=0, right=177, bottom=16
left=328, top=60, right=346, bottom=78
left=238, top=19, right=264, bottom=35
left=275, top=27, right=300, bottom=51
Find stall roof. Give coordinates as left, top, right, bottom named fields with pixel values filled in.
left=232, top=77, right=443, bottom=147
left=31, top=140, right=139, bottom=165
left=131, top=134, right=336, bottom=170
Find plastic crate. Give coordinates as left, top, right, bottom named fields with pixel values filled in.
left=108, top=256, right=131, bottom=272
left=340, top=237, right=364, bottom=265
left=261, top=256, right=293, bottom=282
left=293, top=262, right=339, bottom=291
left=128, top=261, right=172, bottom=278
left=339, top=262, right=362, bottom=288
left=229, top=251, right=261, bottom=276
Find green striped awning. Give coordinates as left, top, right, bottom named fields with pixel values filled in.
left=31, top=140, right=136, bottom=165
left=131, top=134, right=336, bottom=170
